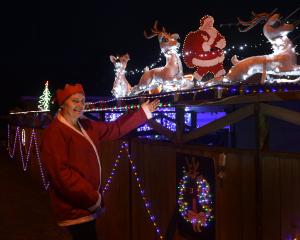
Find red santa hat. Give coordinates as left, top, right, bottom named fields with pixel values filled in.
left=55, top=83, right=85, bottom=105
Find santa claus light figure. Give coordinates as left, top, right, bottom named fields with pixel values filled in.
left=183, top=15, right=226, bottom=83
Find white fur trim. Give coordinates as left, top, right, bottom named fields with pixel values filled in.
left=202, top=42, right=211, bottom=52
left=57, top=114, right=102, bottom=196
left=58, top=213, right=97, bottom=227
left=57, top=113, right=84, bottom=137
left=88, top=192, right=101, bottom=212
left=192, top=55, right=225, bottom=67
left=78, top=122, right=102, bottom=189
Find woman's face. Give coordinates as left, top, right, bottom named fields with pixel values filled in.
left=61, top=93, right=85, bottom=121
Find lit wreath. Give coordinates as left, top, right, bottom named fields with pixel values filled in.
left=178, top=171, right=213, bottom=228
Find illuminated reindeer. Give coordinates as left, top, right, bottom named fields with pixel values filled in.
left=135, top=21, right=188, bottom=94
left=110, top=53, right=132, bottom=98
left=223, top=10, right=300, bottom=84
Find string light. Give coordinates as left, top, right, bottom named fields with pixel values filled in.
left=85, top=84, right=300, bottom=112
left=111, top=21, right=188, bottom=98
left=178, top=170, right=213, bottom=228
left=103, top=107, right=193, bottom=133
left=7, top=125, right=50, bottom=190
left=102, top=142, right=126, bottom=195
left=85, top=102, right=171, bottom=113
left=7, top=125, right=18, bottom=158
left=127, top=53, right=164, bottom=76
left=18, top=127, right=33, bottom=171
left=7, top=127, right=163, bottom=238
left=33, top=129, right=50, bottom=190
left=97, top=140, right=164, bottom=238
left=124, top=141, right=164, bottom=239
left=111, top=54, right=132, bottom=98
left=104, top=112, right=123, bottom=122
left=86, top=84, right=229, bottom=109
left=222, top=13, right=300, bottom=83
left=21, top=129, right=26, bottom=146
left=9, top=110, right=49, bottom=115
left=9, top=84, right=300, bottom=115
left=38, top=81, right=52, bottom=111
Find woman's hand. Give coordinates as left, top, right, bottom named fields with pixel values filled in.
left=141, top=99, right=160, bottom=113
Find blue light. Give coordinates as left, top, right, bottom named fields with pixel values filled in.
left=105, top=108, right=228, bottom=133
left=105, top=112, right=123, bottom=122
left=197, top=112, right=228, bottom=129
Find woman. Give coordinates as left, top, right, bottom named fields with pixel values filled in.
left=41, top=83, right=160, bottom=240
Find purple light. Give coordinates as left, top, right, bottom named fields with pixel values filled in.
left=33, top=130, right=50, bottom=190
left=8, top=126, right=50, bottom=190
left=197, top=112, right=228, bottom=129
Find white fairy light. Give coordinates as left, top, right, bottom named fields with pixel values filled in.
left=38, top=81, right=52, bottom=111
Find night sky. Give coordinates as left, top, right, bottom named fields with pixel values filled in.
left=0, top=0, right=299, bottom=114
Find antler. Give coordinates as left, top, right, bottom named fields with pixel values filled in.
left=238, top=9, right=277, bottom=32
left=144, top=20, right=166, bottom=39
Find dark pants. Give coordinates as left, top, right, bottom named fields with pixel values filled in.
left=67, top=220, right=98, bottom=240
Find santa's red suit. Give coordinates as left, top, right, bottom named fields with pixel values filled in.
left=183, top=16, right=226, bottom=81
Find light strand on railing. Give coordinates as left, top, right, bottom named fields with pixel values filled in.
left=32, top=130, right=50, bottom=190
left=7, top=125, right=50, bottom=190
left=8, top=84, right=300, bottom=114
left=18, top=126, right=34, bottom=171
left=8, top=125, right=18, bottom=158
left=124, top=141, right=163, bottom=239
left=85, top=102, right=172, bottom=112
left=102, top=143, right=125, bottom=195
left=9, top=110, right=49, bottom=115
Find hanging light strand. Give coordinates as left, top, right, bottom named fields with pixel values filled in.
left=7, top=125, right=50, bottom=190
left=124, top=141, right=164, bottom=239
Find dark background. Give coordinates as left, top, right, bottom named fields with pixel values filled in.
left=0, top=0, right=299, bottom=114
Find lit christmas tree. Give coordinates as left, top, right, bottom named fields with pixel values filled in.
left=38, top=81, right=52, bottom=111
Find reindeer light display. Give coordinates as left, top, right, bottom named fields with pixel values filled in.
left=222, top=10, right=300, bottom=84
left=110, top=11, right=299, bottom=98
left=110, top=53, right=132, bottom=98
left=129, top=21, right=193, bottom=95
